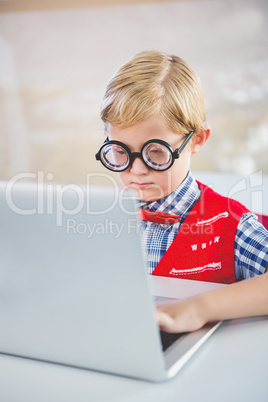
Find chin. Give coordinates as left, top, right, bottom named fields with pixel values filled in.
left=130, top=187, right=167, bottom=202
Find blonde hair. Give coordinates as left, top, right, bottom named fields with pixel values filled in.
left=100, top=50, right=206, bottom=135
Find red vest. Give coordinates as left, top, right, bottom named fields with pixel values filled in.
left=152, top=181, right=250, bottom=284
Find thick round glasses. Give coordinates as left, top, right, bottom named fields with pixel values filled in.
left=95, top=131, right=194, bottom=172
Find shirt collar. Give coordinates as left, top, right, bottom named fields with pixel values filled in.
left=139, top=171, right=200, bottom=217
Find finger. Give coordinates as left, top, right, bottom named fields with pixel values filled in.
left=156, top=310, right=175, bottom=333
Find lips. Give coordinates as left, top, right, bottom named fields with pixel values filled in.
left=132, top=182, right=153, bottom=188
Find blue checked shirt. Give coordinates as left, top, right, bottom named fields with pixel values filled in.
left=139, top=172, right=268, bottom=281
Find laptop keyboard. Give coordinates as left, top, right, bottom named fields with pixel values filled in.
left=160, top=330, right=186, bottom=351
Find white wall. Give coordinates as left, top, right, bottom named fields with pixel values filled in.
left=0, top=0, right=268, bottom=184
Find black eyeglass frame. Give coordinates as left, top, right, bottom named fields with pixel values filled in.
left=95, top=130, right=195, bottom=172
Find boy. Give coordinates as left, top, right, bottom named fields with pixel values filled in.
left=95, top=50, right=268, bottom=333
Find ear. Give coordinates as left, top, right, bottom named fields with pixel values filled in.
left=191, top=125, right=211, bottom=154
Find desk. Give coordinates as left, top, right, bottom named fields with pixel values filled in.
left=1, top=277, right=267, bottom=402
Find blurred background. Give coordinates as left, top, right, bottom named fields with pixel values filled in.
left=0, top=0, right=268, bottom=186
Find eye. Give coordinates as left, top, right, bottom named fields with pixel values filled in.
left=147, top=145, right=169, bottom=159
left=114, top=149, right=125, bottom=155
left=150, top=148, right=165, bottom=154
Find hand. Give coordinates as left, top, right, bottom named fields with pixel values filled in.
left=156, top=298, right=206, bottom=333
left=156, top=272, right=268, bottom=334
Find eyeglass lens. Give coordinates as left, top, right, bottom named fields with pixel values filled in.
left=143, top=143, right=172, bottom=169
left=101, top=144, right=130, bottom=171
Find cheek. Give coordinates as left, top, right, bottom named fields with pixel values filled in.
left=153, top=171, right=171, bottom=190
left=117, top=171, right=128, bottom=185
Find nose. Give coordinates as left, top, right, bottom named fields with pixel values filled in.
left=129, top=155, right=149, bottom=175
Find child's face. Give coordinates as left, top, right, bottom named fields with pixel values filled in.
left=106, top=116, right=200, bottom=202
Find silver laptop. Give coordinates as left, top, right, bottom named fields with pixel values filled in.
left=0, top=180, right=221, bottom=382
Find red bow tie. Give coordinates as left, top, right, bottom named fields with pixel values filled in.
left=139, top=208, right=181, bottom=225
